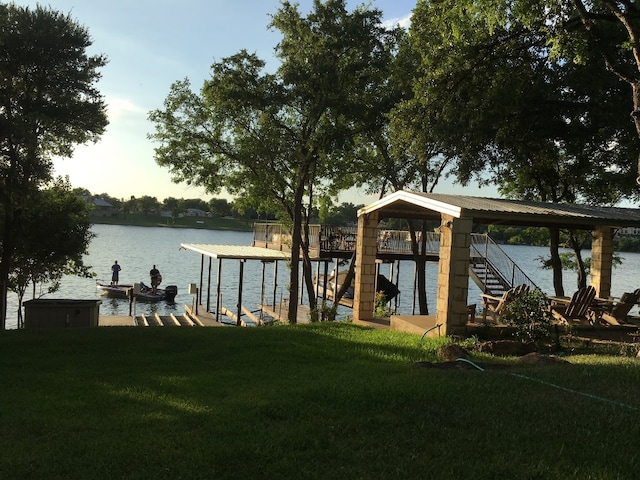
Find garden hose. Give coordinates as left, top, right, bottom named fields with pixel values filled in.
left=452, top=358, right=638, bottom=411
left=418, top=323, right=443, bottom=346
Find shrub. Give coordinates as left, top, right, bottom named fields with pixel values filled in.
left=374, top=291, right=391, bottom=318
left=500, top=290, right=554, bottom=345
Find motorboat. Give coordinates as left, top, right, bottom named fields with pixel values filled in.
left=316, top=271, right=399, bottom=302
left=97, top=282, right=178, bottom=302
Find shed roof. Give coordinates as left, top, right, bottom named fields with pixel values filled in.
left=181, top=243, right=291, bottom=260
left=358, top=191, right=640, bottom=229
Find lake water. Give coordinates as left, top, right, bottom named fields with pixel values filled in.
left=5, top=224, right=640, bottom=329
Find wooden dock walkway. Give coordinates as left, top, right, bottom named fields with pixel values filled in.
left=98, top=305, right=224, bottom=328
left=99, top=305, right=442, bottom=335
left=259, top=302, right=311, bottom=324
left=99, top=315, right=136, bottom=327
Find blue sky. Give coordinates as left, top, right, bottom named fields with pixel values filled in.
left=12, top=0, right=486, bottom=204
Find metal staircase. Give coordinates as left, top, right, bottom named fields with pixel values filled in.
left=469, top=234, right=539, bottom=295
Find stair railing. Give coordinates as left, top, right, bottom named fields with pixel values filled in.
left=470, top=234, right=538, bottom=292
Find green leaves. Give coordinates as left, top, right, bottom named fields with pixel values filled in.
left=1, top=3, right=108, bottom=328
left=148, top=0, right=403, bottom=220
left=406, top=0, right=640, bottom=204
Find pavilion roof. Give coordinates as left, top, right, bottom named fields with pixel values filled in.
left=358, top=191, right=640, bottom=229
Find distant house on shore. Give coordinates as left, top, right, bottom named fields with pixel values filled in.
left=186, top=208, right=210, bottom=217
left=160, top=210, right=185, bottom=218
left=619, top=226, right=640, bottom=237
left=81, top=196, right=116, bottom=217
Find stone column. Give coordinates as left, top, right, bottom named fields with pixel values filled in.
left=354, top=211, right=379, bottom=323
left=590, top=226, right=614, bottom=298
left=436, top=215, right=472, bottom=336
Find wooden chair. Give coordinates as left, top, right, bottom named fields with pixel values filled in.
left=481, top=284, right=530, bottom=323
left=600, top=289, right=640, bottom=325
left=549, top=286, right=596, bottom=324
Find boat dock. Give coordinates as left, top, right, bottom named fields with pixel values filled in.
left=98, top=304, right=224, bottom=327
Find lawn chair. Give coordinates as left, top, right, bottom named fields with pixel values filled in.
left=600, top=289, right=640, bottom=325
left=481, top=284, right=530, bottom=323
left=549, top=285, right=596, bottom=324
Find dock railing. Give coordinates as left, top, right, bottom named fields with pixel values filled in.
left=253, top=223, right=322, bottom=256
left=377, top=230, right=440, bottom=255
left=253, top=223, right=443, bottom=256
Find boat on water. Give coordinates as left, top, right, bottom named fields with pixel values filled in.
left=316, top=271, right=399, bottom=303
left=97, top=282, right=178, bottom=302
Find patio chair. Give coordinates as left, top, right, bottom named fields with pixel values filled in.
left=600, top=289, right=640, bottom=325
left=549, top=285, right=596, bottom=324
left=481, top=284, right=530, bottom=323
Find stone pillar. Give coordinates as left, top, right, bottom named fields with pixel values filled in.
left=354, top=211, right=379, bottom=323
left=590, top=226, right=614, bottom=298
left=436, top=215, right=472, bottom=336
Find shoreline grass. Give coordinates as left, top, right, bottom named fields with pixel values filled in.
left=2, top=323, right=639, bottom=479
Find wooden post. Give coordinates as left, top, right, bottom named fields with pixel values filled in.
left=199, top=255, right=205, bottom=306
left=216, top=258, right=223, bottom=323
left=206, top=257, right=212, bottom=312
left=272, top=260, right=279, bottom=309
left=260, top=261, right=267, bottom=306
left=237, top=259, right=245, bottom=327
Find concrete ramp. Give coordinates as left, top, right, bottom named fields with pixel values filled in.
left=390, top=315, right=443, bottom=337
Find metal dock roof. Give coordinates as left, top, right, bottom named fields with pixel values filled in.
left=181, top=243, right=291, bottom=260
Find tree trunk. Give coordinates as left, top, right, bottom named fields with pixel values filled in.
left=0, top=263, right=9, bottom=330
left=328, top=252, right=356, bottom=321
left=0, top=209, right=19, bottom=330
left=631, top=82, right=640, bottom=186
left=301, top=220, right=317, bottom=313
left=548, top=226, right=564, bottom=297
left=408, top=221, right=429, bottom=315
left=574, top=250, right=587, bottom=290
left=287, top=189, right=305, bottom=324
left=568, top=231, right=587, bottom=290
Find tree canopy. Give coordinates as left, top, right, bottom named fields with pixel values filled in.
left=0, top=4, right=108, bottom=328
left=149, top=0, right=403, bottom=322
left=408, top=0, right=640, bottom=191
left=9, top=178, right=95, bottom=327
left=407, top=0, right=639, bottom=202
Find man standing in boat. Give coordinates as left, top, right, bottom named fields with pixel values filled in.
left=150, top=265, right=161, bottom=294
left=111, top=260, right=121, bottom=286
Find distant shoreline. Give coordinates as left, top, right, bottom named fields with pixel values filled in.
left=90, top=213, right=253, bottom=232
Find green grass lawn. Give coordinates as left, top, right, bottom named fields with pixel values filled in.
left=1, top=323, right=639, bottom=479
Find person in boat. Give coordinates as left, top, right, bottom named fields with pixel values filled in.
left=111, top=260, right=121, bottom=286
left=149, top=265, right=161, bottom=294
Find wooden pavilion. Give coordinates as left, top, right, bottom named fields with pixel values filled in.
left=353, top=191, right=640, bottom=336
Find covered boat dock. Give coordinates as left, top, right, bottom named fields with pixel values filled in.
left=180, top=244, right=294, bottom=325
left=353, top=191, right=640, bottom=336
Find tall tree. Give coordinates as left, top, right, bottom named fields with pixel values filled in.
left=149, top=0, right=402, bottom=323
left=208, top=198, right=233, bottom=218
left=352, top=25, right=459, bottom=314
left=406, top=0, right=639, bottom=295
left=0, top=4, right=108, bottom=328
